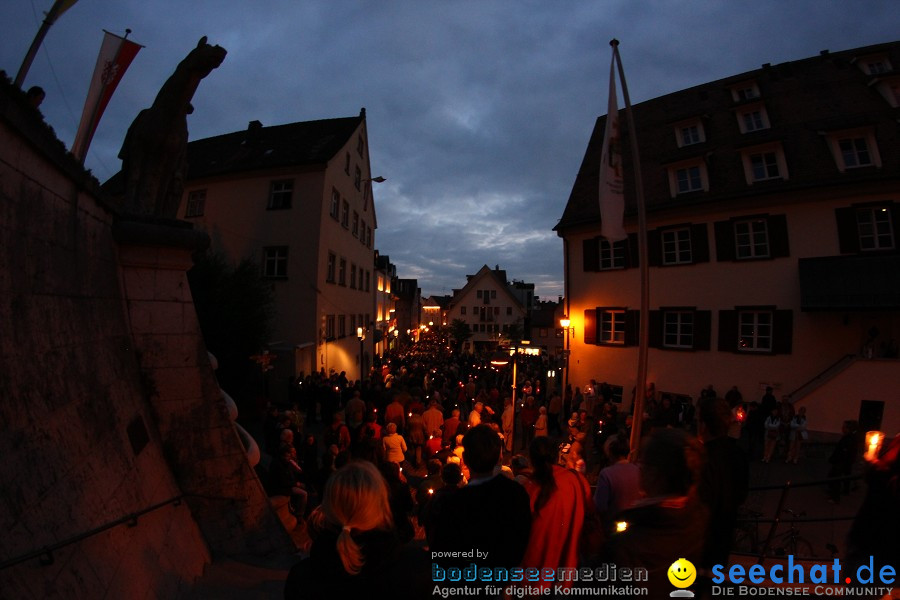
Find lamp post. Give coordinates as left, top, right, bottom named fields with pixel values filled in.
left=357, top=326, right=366, bottom=382
left=491, top=349, right=517, bottom=458
left=560, top=316, right=571, bottom=399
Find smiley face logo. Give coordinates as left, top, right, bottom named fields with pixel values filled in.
left=667, top=558, right=696, bottom=589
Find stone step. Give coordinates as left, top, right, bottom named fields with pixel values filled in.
left=186, top=552, right=303, bottom=600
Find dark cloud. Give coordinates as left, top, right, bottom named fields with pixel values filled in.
left=4, top=1, right=897, bottom=299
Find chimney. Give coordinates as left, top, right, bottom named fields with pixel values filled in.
left=248, top=120, right=263, bottom=130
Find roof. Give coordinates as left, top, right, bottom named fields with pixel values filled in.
left=185, top=111, right=365, bottom=180
left=556, top=41, right=900, bottom=233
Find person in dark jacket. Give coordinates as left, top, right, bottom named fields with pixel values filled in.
left=284, top=461, right=429, bottom=600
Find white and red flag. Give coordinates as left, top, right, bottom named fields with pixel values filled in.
left=598, top=48, right=627, bottom=242
left=72, top=30, right=142, bottom=162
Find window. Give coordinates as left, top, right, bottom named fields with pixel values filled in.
left=734, top=219, right=770, bottom=259
left=857, top=206, right=895, bottom=251
left=365, top=270, right=371, bottom=292
left=344, top=153, right=350, bottom=175
left=855, top=54, right=892, bottom=76
left=826, top=129, right=881, bottom=172
left=350, top=263, right=357, bottom=289
left=472, top=306, right=478, bottom=315
left=357, top=135, right=365, bottom=156
left=506, top=307, right=512, bottom=316
left=715, top=214, right=789, bottom=262
left=341, top=200, right=350, bottom=227
left=839, top=138, right=872, bottom=169
left=600, top=310, right=626, bottom=344
left=263, top=246, right=288, bottom=278
left=681, top=124, right=701, bottom=146
left=661, top=228, right=692, bottom=265
left=354, top=166, right=362, bottom=191
left=338, top=258, right=346, bottom=285
left=662, top=311, right=694, bottom=349
left=350, top=314, right=357, bottom=331
left=738, top=311, right=772, bottom=352
left=267, top=179, right=293, bottom=210
left=330, top=189, right=340, bottom=220
left=185, top=189, right=205, bottom=217
left=730, top=81, right=760, bottom=102
left=461, top=306, right=467, bottom=315
left=366, top=226, right=372, bottom=248
left=360, top=220, right=366, bottom=244
left=491, top=290, right=497, bottom=299
left=476, top=290, right=482, bottom=298
left=326, top=315, right=335, bottom=340
left=677, top=166, right=703, bottom=193
left=326, top=253, right=336, bottom=283
left=338, top=315, right=346, bottom=338
left=741, top=110, right=766, bottom=132
left=750, top=152, right=780, bottom=181
left=600, top=239, right=627, bottom=270
left=352, top=211, right=359, bottom=238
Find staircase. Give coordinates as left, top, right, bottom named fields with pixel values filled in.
left=787, top=353, right=856, bottom=402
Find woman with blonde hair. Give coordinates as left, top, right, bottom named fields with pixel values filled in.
left=284, top=461, right=429, bottom=599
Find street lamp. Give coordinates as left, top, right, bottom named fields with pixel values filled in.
left=490, top=350, right=517, bottom=457
left=357, top=326, right=366, bottom=381
left=560, top=316, right=571, bottom=400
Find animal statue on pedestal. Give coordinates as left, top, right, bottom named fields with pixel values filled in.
left=118, top=37, right=226, bottom=218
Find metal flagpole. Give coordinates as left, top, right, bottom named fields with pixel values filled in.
left=609, top=40, right=651, bottom=454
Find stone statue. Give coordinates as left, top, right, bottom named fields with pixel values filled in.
left=118, top=37, right=226, bottom=218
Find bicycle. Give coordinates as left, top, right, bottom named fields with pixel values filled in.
left=767, top=508, right=814, bottom=558
left=732, top=507, right=763, bottom=554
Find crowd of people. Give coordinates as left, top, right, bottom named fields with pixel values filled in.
left=260, top=333, right=894, bottom=599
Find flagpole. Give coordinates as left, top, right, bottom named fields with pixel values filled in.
left=609, top=40, right=651, bottom=454
left=14, top=0, right=77, bottom=88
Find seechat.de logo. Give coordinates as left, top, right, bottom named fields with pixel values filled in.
left=668, top=558, right=696, bottom=598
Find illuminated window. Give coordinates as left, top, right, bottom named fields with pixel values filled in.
left=600, top=310, right=626, bottom=344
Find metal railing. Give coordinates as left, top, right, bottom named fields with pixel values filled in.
left=0, top=493, right=246, bottom=572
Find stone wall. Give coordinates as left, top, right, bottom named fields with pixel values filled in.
left=0, top=78, right=289, bottom=599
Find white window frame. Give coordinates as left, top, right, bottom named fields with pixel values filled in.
left=729, top=80, right=760, bottom=102
left=330, top=189, right=340, bottom=220
left=674, top=119, right=705, bottom=148
left=661, top=227, right=692, bottom=265
left=734, top=219, right=770, bottom=259
left=599, top=239, right=627, bottom=270
left=663, top=311, right=694, bottom=349
left=738, top=310, right=773, bottom=353
left=675, top=165, right=703, bottom=194
left=263, top=246, right=288, bottom=279
left=856, top=206, right=895, bottom=251
left=600, top=310, right=626, bottom=344
left=854, top=53, right=892, bottom=76
left=267, top=179, right=293, bottom=210
left=185, top=189, right=206, bottom=217
left=737, top=104, right=770, bottom=133
left=826, top=128, right=882, bottom=172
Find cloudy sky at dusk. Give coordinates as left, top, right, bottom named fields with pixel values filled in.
left=3, top=1, right=898, bottom=299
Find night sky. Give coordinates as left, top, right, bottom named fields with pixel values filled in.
left=3, top=1, right=898, bottom=299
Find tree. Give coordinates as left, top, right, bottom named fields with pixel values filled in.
left=187, top=251, right=275, bottom=409
left=506, top=319, right=524, bottom=346
left=449, top=319, right=472, bottom=354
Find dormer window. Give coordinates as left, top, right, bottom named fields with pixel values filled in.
left=855, top=53, right=892, bottom=76
left=666, top=159, right=708, bottom=197
left=737, top=104, right=770, bottom=133
left=826, top=128, right=881, bottom=172
left=730, top=80, right=760, bottom=102
left=741, top=143, right=788, bottom=184
left=674, top=119, right=705, bottom=148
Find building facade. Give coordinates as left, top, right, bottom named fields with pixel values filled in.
left=446, top=265, right=529, bottom=352
left=178, top=110, right=378, bottom=386
left=556, top=42, right=900, bottom=435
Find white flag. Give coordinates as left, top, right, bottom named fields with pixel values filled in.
left=72, top=31, right=141, bottom=162
left=599, top=50, right=627, bottom=242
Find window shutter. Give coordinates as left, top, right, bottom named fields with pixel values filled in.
left=626, top=233, right=640, bottom=269
left=773, top=310, right=793, bottom=354
left=647, top=229, right=662, bottom=267
left=891, top=203, right=900, bottom=249
left=714, top=220, right=736, bottom=261
left=691, top=224, right=710, bottom=264
left=768, top=214, right=790, bottom=258
left=835, top=207, right=859, bottom=254
left=583, top=238, right=600, bottom=271
left=694, top=310, right=712, bottom=351
left=648, top=310, right=662, bottom=348
left=583, top=309, right=597, bottom=345
left=624, top=310, right=640, bottom=346
left=717, top=310, right=738, bottom=352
